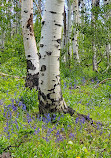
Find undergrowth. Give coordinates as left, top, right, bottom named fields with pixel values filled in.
left=0, top=55, right=111, bottom=158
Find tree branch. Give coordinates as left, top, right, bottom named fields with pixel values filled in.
left=0, top=72, right=25, bottom=79
left=94, top=78, right=111, bottom=88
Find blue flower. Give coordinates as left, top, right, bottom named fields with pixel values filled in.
left=22, top=104, right=26, bottom=110
left=69, top=133, right=74, bottom=140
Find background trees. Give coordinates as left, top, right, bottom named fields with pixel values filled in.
left=0, top=0, right=111, bottom=75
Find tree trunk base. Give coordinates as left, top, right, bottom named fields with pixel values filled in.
left=37, top=105, right=104, bottom=126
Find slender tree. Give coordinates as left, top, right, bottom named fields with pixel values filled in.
left=61, top=6, right=67, bottom=62
left=72, top=0, right=80, bottom=63
left=91, top=0, right=100, bottom=72
left=21, top=0, right=39, bottom=89
left=104, top=0, right=111, bottom=71
left=38, top=0, right=74, bottom=115
left=66, top=0, right=72, bottom=66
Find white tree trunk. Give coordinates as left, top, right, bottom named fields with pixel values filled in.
left=61, top=6, right=67, bottom=62
left=72, top=0, right=80, bottom=63
left=104, top=0, right=111, bottom=70
left=92, top=0, right=98, bottom=72
left=67, top=0, right=72, bottom=65
left=38, top=0, right=74, bottom=115
left=21, top=0, right=39, bottom=89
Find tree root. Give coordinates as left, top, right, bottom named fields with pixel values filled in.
left=36, top=106, right=104, bottom=127
left=64, top=106, right=105, bottom=127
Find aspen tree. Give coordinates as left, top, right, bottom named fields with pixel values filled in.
left=72, top=0, right=80, bottom=63
left=21, top=0, right=39, bottom=89
left=38, top=0, right=74, bottom=115
left=92, top=0, right=100, bottom=72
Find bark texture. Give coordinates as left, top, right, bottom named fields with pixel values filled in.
left=38, top=0, right=74, bottom=115
left=104, top=0, right=111, bottom=70
left=72, top=0, right=80, bottom=63
left=92, top=0, right=99, bottom=72
left=21, top=0, right=39, bottom=89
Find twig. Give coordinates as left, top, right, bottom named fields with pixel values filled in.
left=0, top=72, right=25, bottom=79
left=94, top=78, right=111, bottom=88
left=33, top=0, right=42, bottom=14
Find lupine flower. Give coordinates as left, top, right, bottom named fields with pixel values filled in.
left=18, top=101, right=23, bottom=107
left=69, top=133, right=74, bottom=140
left=81, top=117, right=85, bottom=124
left=35, top=128, right=40, bottom=134
left=67, top=125, right=71, bottom=128
left=7, top=132, right=10, bottom=139
left=45, top=113, right=51, bottom=123
left=0, top=99, right=3, bottom=105
left=12, top=104, right=17, bottom=111
left=43, top=137, right=49, bottom=142
left=47, top=128, right=52, bottom=137
left=55, top=130, right=64, bottom=142
left=61, top=128, right=64, bottom=131
left=22, top=104, right=26, bottom=111
left=16, top=112, right=19, bottom=118
left=27, top=113, right=32, bottom=123
left=64, top=82, right=67, bottom=89
left=82, top=77, right=86, bottom=84
left=75, top=117, right=79, bottom=124
left=70, top=82, right=72, bottom=89
left=74, top=84, right=76, bottom=89
left=91, top=79, right=94, bottom=83
left=56, top=130, right=60, bottom=136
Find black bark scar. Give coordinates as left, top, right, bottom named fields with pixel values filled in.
left=50, top=11, right=57, bottom=14
left=46, top=51, right=52, bottom=56
left=55, top=23, right=62, bottom=27
left=27, top=60, right=36, bottom=70
left=40, top=65, right=46, bottom=72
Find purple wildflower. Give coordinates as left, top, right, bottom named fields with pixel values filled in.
left=75, top=117, right=79, bottom=124
left=55, top=135, right=64, bottom=142
left=35, top=128, right=40, bottom=134
left=56, top=130, right=60, bottom=136
left=12, top=104, right=17, bottom=111
left=22, top=104, right=26, bottom=111
left=61, top=128, right=64, bottom=131
left=81, top=117, right=85, bottom=124
left=64, top=82, right=67, bottom=89
left=69, top=133, right=74, bottom=140
left=43, top=137, right=49, bottom=142
left=74, top=84, right=76, bottom=89
left=0, top=99, right=3, bottom=105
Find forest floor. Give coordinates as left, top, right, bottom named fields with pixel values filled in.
left=0, top=56, right=111, bottom=158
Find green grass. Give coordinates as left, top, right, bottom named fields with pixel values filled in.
left=0, top=56, right=111, bottom=158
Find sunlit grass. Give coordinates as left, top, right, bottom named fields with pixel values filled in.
left=0, top=57, right=111, bottom=157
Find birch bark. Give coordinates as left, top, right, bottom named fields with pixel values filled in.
left=104, top=0, right=111, bottom=70
left=61, top=6, right=67, bottom=62
left=67, top=0, right=72, bottom=66
left=38, top=0, right=74, bottom=115
left=72, top=0, right=80, bottom=63
left=21, top=0, right=39, bottom=89
left=92, top=0, right=99, bottom=72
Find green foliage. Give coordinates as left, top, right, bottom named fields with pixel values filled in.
left=0, top=54, right=111, bottom=157
left=20, top=88, right=38, bottom=111
left=0, top=34, right=25, bottom=64
left=34, top=15, right=42, bottom=45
